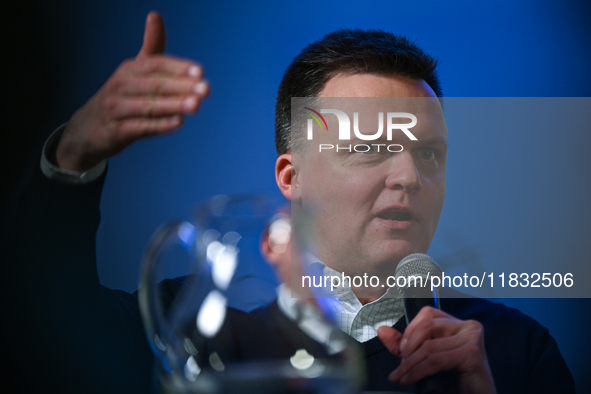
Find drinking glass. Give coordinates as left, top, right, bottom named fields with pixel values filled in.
left=139, top=194, right=363, bottom=393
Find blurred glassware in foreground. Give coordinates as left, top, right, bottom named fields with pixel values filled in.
left=140, top=194, right=363, bottom=393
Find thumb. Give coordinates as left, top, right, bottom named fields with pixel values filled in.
left=377, top=326, right=403, bottom=357
left=137, top=11, right=166, bottom=58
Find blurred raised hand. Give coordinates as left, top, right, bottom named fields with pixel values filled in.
left=56, top=12, right=210, bottom=172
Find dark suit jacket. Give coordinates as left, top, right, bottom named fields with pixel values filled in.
left=3, top=165, right=576, bottom=393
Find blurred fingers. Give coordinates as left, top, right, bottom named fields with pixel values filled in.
left=121, top=56, right=204, bottom=79
left=117, top=115, right=184, bottom=136
left=109, top=76, right=210, bottom=98
left=107, top=95, right=201, bottom=118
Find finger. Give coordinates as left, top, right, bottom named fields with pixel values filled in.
left=377, top=326, right=403, bottom=357
left=121, top=56, right=203, bottom=79
left=110, top=76, right=209, bottom=97
left=401, top=306, right=450, bottom=352
left=402, top=317, right=479, bottom=358
left=137, top=11, right=166, bottom=58
left=117, top=115, right=184, bottom=137
left=391, top=333, right=467, bottom=380
left=395, top=344, right=496, bottom=394
left=196, top=79, right=211, bottom=99
left=391, top=328, right=485, bottom=383
left=393, top=348, right=452, bottom=385
left=393, top=340, right=477, bottom=385
left=109, top=95, right=201, bottom=118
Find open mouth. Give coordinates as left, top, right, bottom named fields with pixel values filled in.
left=377, top=209, right=412, bottom=222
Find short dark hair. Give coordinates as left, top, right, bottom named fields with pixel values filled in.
left=275, top=29, right=441, bottom=155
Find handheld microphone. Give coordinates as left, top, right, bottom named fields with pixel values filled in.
left=395, top=253, right=450, bottom=394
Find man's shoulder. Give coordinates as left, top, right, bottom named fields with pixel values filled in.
left=440, top=290, right=553, bottom=354
left=440, top=289, right=540, bottom=330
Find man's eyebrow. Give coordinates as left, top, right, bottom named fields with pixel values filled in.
left=419, top=136, right=448, bottom=147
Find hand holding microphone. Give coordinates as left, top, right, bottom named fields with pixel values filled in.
left=377, top=254, right=497, bottom=394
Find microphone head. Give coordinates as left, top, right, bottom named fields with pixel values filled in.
left=394, top=253, right=442, bottom=296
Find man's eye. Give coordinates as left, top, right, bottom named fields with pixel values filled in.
left=360, top=145, right=377, bottom=155
left=419, top=148, right=436, bottom=161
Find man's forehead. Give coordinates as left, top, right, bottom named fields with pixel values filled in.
left=289, top=74, right=445, bottom=155
left=319, top=73, right=437, bottom=98
left=291, top=95, right=447, bottom=160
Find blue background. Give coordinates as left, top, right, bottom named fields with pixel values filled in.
left=10, top=0, right=590, bottom=391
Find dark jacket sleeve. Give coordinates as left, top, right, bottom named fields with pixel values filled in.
left=5, top=164, right=154, bottom=393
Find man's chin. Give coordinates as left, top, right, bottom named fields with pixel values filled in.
left=376, top=239, right=425, bottom=265
left=316, top=239, right=427, bottom=277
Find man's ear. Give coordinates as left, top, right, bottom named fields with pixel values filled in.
left=259, top=229, right=276, bottom=267
left=275, top=153, right=301, bottom=201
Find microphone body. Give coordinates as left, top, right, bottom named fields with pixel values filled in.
left=395, top=254, right=451, bottom=394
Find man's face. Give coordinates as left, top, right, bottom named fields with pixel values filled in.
left=291, top=73, right=447, bottom=281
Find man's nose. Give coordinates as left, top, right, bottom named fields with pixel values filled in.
left=384, top=153, right=421, bottom=193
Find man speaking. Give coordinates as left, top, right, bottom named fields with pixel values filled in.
left=9, top=11, right=575, bottom=394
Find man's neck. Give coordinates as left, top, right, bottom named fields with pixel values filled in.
left=353, top=286, right=389, bottom=305
left=357, top=297, right=380, bottom=305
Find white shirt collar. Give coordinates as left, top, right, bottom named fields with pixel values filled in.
left=277, top=259, right=405, bottom=342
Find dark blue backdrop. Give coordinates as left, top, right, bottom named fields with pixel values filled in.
left=28, top=0, right=591, bottom=391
